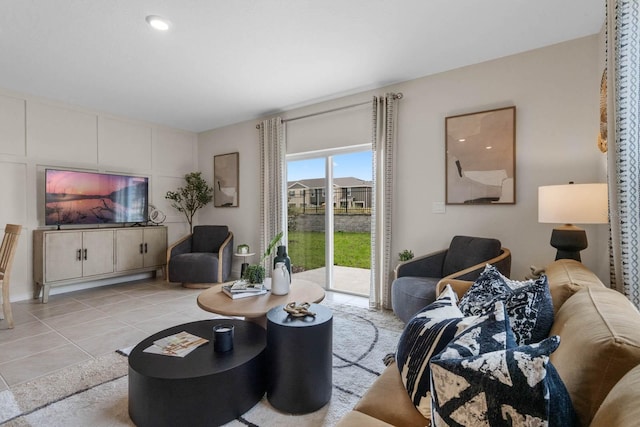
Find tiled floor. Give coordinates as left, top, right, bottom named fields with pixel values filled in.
left=0, top=277, right=368, bottom=393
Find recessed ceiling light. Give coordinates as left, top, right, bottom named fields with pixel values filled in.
left=146, top=15, right=171, bottom=31
left=485, top=146, right=493, bottom=150
left=458, top=138, right=466, bottom=142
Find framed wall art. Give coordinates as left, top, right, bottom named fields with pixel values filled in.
left=445, top=106, right=516, bottom=205
left=213, top=152, right=239, bottom=207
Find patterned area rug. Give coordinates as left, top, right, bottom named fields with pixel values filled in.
left=0, top=301, right=404, bottom=427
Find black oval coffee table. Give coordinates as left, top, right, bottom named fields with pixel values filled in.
left=128, top=319, right=266, bottom=427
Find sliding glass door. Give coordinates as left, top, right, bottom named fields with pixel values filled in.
left=286, top=147, right=371, bottom=295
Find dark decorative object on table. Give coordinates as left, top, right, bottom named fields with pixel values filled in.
left=273, top=245, right=291, bottom=282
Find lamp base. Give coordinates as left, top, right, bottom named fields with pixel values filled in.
left=550, top=225, right=588, bottom=262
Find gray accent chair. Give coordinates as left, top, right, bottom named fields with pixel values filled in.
left=167, top=225, right=234, bottom=287
left=391, top=235, right=511, bottom=323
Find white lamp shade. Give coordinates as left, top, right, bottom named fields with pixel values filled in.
left=538, top=183, right=609, bottom=224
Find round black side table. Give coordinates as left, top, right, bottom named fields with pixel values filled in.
left=266, top=303, right=333, bottom=414
left=128, top=319, right=266, bottom=427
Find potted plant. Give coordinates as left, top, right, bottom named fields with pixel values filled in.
left=165, top=172, right=214, bottom=233
left=399, top=249, right=414, bottom=262
left=243, top=231, right=284, bottom=284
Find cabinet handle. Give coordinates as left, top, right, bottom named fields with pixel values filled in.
left=83, top=248, right=88, bottom=260
left=77, top=249, right=82, bottom=261
left=140, top=243, right=144, bottom=254
left=144, top=243, right=148, bottom=253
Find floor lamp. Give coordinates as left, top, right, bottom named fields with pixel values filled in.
left=538, top=183, right=608, bottom=261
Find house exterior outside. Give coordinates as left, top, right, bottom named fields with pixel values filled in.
left=288, top=177, right=372, bottom=213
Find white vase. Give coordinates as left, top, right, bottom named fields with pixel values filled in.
left=271, top=262, right=290, bottom=295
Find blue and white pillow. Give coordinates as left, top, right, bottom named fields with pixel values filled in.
left=459, top=264, right=554, bottom=345
left=396, top=285, right=477, bottom=418
left=396, top=287, right=512, bottom=419
left=430, top=335, right=578, bottom=427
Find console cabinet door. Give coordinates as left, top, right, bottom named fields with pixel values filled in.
left=44, top=231, right=83, bottom=282
left=82, top=230, right=115, bottom=277
left=142, top=227, right=167, bottom=267
left=116, top=229, right=144, bottom=271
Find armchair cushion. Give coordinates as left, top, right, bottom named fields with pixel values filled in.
left=192, top=225, right=229, bottom=253
left=442, top=236, right=501, bottom=278
left=391, top=277, right=440, bottom=323
left=167, top=225, right=233, bottom=284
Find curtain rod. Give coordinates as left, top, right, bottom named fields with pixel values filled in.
left=255, top=92, right=403, bottom=129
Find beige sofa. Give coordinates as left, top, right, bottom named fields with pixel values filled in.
left=337, top=259, right=640, bottom=426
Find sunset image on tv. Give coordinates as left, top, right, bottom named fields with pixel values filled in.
left=45, top=169, right=148, bottom=225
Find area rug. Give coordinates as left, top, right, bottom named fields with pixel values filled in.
left=0, top=302, right=404, bottom=426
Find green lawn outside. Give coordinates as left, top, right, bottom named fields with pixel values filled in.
left=287, top=231, right=371, bottom=271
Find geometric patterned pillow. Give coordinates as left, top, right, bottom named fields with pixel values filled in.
left=430, top=335, right=578, bottom=427
left=459, top=264, right=554, bottom=345
left=396, top=285, right=478, bottom=418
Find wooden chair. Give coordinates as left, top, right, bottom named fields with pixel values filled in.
left=1, top=224, right=22, bottom=329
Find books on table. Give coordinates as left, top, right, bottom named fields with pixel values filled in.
left=222, top=280, right=268, bottom=299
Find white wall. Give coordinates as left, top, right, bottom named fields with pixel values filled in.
left=0, top=89, right=198, bottom=301
left=198, top=35, right=609, bottom=282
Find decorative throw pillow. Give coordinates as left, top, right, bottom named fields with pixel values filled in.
left=395, top=285, right=476, bottom=418
left=459, top=264, right=554, bottom=345
left=430, top=335, right=578, bottom=427
left=396, top=288, right=511, bottom=419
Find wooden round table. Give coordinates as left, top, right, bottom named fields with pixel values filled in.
left=197, top=279, right=325, bottom=327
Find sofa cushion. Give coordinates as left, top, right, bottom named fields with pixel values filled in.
left=459, top=264, right=554, bottom=345
left=334, top=410, right=395, bottom=427
left=442, top=236, right=501, bottom=277
left=396, top=285, right=476, bottom=418
left=430, top=335, right=577, bottom=427
left=549, top=286, right=640, bottom=426
left=544, top=259, right=605, bottom=313
left=590, top=364, right=640, bottom=427
left=353, top=362, right=430, bottom=427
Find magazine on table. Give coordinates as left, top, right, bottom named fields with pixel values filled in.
left=222, top=281, right=268, bottom=299
left=143, top=331, right=209, bottom=357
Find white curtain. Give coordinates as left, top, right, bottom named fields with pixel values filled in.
left=370, top=93, right=402, bottom=310
left=258, top=117, right=286, bottom=271
left=607, top=0, right=640, bottom=308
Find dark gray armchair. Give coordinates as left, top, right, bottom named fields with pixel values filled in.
left=391, top=235, right=511, bottom=323
left=167, top=225, right=234, bottom=287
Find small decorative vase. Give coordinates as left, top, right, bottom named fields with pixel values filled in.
left=273, top=245, right=292, bottom=282
left=271, top=262, right=290, bottom=295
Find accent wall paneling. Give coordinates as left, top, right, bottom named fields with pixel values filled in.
left=0, top=94, right=26, bottom=156
left=33, top=226, right=167, bottom=303
left=154, top=128, right=197, bottom=175
left=0, top=161, right=28, bottom=223
left=26, top=100, right=98, bottom=163
left=98, top=117, right=153, bottom=170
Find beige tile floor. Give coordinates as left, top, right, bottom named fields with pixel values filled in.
left=0, top=276, right=368, bottom=393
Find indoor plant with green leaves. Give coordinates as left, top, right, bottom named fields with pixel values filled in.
left=165, top=172, right=214, bottom=233
left=243, top=231, right=284, bottom=284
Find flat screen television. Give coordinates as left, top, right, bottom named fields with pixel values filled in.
left=45, top=169, right=149, bottom=226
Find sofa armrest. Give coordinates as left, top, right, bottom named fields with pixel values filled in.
left=436, top=278, right=473, bottom=300
left=395, top=249, right=447, bottom=279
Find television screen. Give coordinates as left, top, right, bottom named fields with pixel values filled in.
left=45, top=169, right=149, bottom=225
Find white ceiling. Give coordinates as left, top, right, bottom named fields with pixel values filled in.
left=0, top=0, right=604, bottom=133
